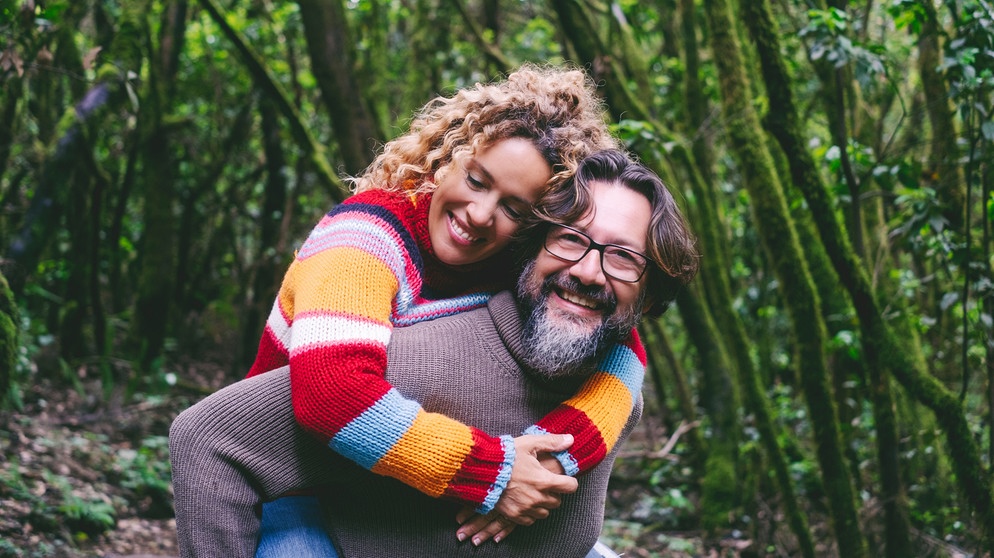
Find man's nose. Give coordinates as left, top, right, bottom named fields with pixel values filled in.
left=569, top=248, right=607, bottom=286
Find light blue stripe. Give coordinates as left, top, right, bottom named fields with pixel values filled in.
left=476, top=435, right=516, bottom=514
left=597, top=344, right=644, bottom=405
left=393, top=292, right=493, bottom=327
left=524, top=425, right=579, bottom=477
left=329, top=389, right=420, bottom=470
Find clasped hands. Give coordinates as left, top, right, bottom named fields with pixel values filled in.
left=455, top=433, right=577, bottom=546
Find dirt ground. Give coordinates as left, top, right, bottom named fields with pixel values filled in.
left=0, top=361, right=739, bottom=558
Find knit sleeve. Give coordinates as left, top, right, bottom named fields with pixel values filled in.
left=524, top=330, right=646, bottom=476
left=269, top=205, right=516, bottom=513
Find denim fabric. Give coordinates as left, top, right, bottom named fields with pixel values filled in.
left=256, top=496, right=339, bottom=558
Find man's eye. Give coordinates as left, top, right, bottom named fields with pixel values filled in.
left=608, top=249, right=638, bottom=263
left=559, top=233, right=586, bottom=245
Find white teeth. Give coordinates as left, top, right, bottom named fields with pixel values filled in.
left=450, top=215, right=480, bottom=243
left=559, top=290, right=597, bottom=309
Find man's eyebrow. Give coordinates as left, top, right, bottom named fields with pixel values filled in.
left=576, top=225, right=646, bottom=252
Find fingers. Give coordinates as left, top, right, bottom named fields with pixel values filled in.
left=455, top=512, right=518, bottom=546
left=495, top=494, right=557, bottom=523
left=518, top=433, right=574, bottom=454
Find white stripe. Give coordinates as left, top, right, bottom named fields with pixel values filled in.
left=288, top=314, right=392, bottom=355
left=265, top=301, right=291, bottom=351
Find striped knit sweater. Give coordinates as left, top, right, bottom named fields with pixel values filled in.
left=245, top=188, right=646, bottom=513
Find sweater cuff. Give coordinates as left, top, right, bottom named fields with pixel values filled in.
left=524, top=425, right=579, bottom=476
left=474, top=435, right=516, bottom=514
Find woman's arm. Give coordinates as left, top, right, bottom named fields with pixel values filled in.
left=524, top=332, right=646, bottom=476
left=256, top=201, right=567, bottom=515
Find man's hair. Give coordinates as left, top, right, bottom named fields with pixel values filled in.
left=349, top=64, right=619, bottom=196
left=524, top=149, right=699, bottom=315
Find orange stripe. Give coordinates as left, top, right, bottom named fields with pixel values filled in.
left=284, top=247, right=398, bottom=321
left=371, top=411, right=474, bottom=497
left=561, top=372, right=633, bottom=448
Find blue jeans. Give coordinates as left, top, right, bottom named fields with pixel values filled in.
left=257, top=495, right=615, bottom=558
left=256, top=495, right=339, bottom=558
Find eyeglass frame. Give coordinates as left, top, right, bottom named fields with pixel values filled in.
left=542, top=223, right=650, bottom=283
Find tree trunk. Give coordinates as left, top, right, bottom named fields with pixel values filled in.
left=0, top=271, right=16, bottom=405
left=917, top=0, right=966, bottom=232
left=133, top=1, right=188, bottom=370
left=702, top=0, right=867, bottom=555
left=741, top=0, right=994, bottom=549
left=197, top=0, right=347, bottom=201
left=240, top=93, right=290, bottom=370
left=741, top=2, right=912, bottom=555
left=297, top=0, right=380, bottom=175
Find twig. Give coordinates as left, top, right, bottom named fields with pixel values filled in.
left=619, top=420, right=700, bottom=459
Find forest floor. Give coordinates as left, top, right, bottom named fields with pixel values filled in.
left=2, top=356, right=789, bottom=558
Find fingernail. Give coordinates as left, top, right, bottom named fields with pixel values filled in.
left=456, top=532, right=466, bottom=542
left=473, top=537, right=482, bottom=546
left=494, top=535, right=502, bottom=543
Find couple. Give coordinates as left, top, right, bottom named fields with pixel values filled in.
left=169, top=66, right=698, bottom=557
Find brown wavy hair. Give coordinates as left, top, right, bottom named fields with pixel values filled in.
left=350, top=64, right=619, bottom=196
left=524, top=149, right=699, bottom=316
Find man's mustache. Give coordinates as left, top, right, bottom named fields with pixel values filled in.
left=539, top=272, right=617, bottom=315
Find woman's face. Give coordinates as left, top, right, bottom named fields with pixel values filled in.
left=429, top=137, right=552, bottom=266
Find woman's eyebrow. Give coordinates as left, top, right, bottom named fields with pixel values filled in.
left=473, top=161, right=531, bottom=205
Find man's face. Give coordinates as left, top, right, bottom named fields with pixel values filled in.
left=516, top=180, right=652, bottom=378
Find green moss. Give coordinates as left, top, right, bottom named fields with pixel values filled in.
left=0, top=273, right=17, bottom=405
left=699, top=444, right=740, bottom=535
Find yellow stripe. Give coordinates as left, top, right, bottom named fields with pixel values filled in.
left=372, top=411, right=474, bottom=497
left=562, top=372, right=633, bottom=449
left=282, top=247, right=398, bottom=322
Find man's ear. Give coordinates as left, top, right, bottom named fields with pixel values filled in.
left=640, top=290, right=663, bottom=319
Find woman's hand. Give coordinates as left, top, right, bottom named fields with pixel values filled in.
left=455, top=434, right=576, bottom=545
left=455, top=507, right=516, bottom=545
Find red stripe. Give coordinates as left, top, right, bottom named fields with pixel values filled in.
left=245, top=328, right=289, bottom=378
left=534, top=404, right=607, bottom=474
left=442, top=429, right=503, bottom=506
left=624, top=328, right=647, bottom=366
left=288, top=344, right=390, bottom=441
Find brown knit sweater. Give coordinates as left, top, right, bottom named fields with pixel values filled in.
left=169, top=292, right=642, bottom=558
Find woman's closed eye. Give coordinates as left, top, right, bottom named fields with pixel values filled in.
left=466, top=173, right=487, bottom=191
left=500, top=201, right=525, bottom=221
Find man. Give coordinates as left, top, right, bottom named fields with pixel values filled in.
left=169, top=150, right=698, bottom=557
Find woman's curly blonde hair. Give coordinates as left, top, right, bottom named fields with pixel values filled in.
left=350, top=64, right=619, bottom=195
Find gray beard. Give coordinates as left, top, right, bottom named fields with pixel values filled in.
left=519, top=302, right=611, bottom=379
left=516, top=260, right=645, bottom=380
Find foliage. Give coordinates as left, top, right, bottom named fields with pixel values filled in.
left=0, top=0, right=993, bottom=554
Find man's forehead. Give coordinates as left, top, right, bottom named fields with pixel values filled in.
left=561, top=182, right=651, bottom=250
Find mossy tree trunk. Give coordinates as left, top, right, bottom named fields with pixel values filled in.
left=297, top=0, right=380, bottom=175
left=550, top=1, right=816, bottom=550
left=0, top=272, right=16, bottom=406
left=740, top=1, right=913, bottom=555
left=133, top=1, right=186, bottom=371
left=239, top=92, right=290, bottom=371
left=917, top=0, right=967, bottom=232
left=702, top=0, right=867, bottom=555
left=197, top=0, right=347, bottom=201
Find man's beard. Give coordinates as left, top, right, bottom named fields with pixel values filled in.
left=516, top=260, right=644, bottom=380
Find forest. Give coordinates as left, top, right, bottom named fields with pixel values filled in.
left=0, top=0, right=992, bottom=556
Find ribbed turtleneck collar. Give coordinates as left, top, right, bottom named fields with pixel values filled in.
left=486, top=291, right=589, bottom=393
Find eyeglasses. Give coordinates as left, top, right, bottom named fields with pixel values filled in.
left=543, top=224, right=649, bottom=283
